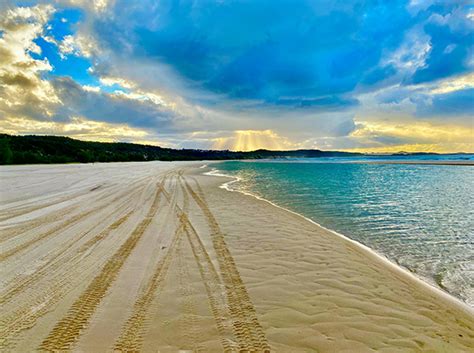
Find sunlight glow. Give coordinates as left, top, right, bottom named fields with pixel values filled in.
left=347, top=121, right=474, bottom=153
left=212, top=130, right=295, bottom=151
left=0, top=116, right=149, bottom=142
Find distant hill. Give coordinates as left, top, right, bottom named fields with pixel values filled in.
left=0, top=134, right=362, bottom=165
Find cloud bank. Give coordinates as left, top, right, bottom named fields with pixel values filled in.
left=0, top=0, right=473, bottom=152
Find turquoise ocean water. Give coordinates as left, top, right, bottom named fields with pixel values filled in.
left=212, top=157, right=474, bottom=306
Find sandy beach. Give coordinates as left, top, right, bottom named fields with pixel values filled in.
left=0, top=161, right=473, bottom=352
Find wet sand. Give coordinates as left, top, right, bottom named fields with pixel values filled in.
left=0, top=162, right=473, bottom=352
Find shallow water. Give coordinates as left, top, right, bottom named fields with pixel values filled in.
left=214, top=159, right=474, bottom=306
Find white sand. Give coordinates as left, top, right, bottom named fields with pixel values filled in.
left=0, top=162, right=473, bottom=352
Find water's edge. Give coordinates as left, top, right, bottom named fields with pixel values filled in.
left=203, top=166, right=474, bottom=314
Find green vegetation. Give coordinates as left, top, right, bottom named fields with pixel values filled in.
left=0, top=134, right=362, bottom=165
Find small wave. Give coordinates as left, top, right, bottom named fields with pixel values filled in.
left=204, top=166, right=474, bottom=312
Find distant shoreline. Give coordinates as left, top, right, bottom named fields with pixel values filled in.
left=350, top=160, right=474, bottom=166
left=1, top=133, right=473, bottom=165
left=212, top=159, right=474, bottom=166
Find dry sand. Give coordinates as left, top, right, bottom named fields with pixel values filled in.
left=0, top=161, right=473, bottom=352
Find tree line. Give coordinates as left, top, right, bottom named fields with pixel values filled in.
left=0, top=134, right=361, bottom=165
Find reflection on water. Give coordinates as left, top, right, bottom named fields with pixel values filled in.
left=215, top=160, right=474, bottom=306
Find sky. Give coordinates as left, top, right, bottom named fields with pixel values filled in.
left=0, top=0, right=473, bottom=152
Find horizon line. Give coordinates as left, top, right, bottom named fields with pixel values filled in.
left=2, top=133, right=473, bottom=155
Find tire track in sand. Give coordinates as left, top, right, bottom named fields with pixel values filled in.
left=0, top=209, right=133, bottom=306
left=175, top=175, right=203, bottom=352
left=0, top=180, right=146, bottom=262
left=0, top=174, right=149, bottom=244
left=184, top=177, right=270, bottom=352
left=0, top=177, right=163, bottom=350
left=0, top=208, right=96, bottom=262
left=175, top=228, right=202, bottom=352
left=37, top=180, right=165, bottom=352
left=0, top=181, right=147, bottom=301
left=1, top=177, right=155, bottom=312
left=113, top=172, right=234, bottom=352
left=0, top=187, right=95, bottom=222
left=113, top=174, right=181, bottom=352
left=0, top=203, right=79, bottom=244
left=177, top=176, right=237, bottom=352
left=180, top=213, right=237, bottom=352
left=113, top=217, right=184, bottom=352
left=0, top=211, right=133, bottom=350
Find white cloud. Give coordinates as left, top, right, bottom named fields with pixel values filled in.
left=428, top=73, right=474, bottom=94
left=55, top=0, right=114, bottom=13
left=99, top=76, right=136, bottom=89
left=407, top=0, right=435, bottom=15
left=81, top=85, right=100, bottom=92
left=0, top=4, right=61, bottom=121
left=345, top=120, right=474, bottom=153
left=384, top=28, right=432, bottom=73
left=111, top=90, right=166, bottom=106
left=56, top=31, right=100, bottom=59
left=0, top=115, right=151, bottom=142
left=58, top=34, right=78, bottom=58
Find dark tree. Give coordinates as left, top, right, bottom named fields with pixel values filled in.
left=0, top=134, right=364, bottom=165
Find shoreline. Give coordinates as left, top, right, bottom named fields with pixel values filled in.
left=0, top=158, right=472, bottom=169
left=2, top=161, right=473, bottom=351
left=204, top=166, right=474, bottom=315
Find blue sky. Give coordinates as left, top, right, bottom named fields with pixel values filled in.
left=0, top=0, right=473, bottom=152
